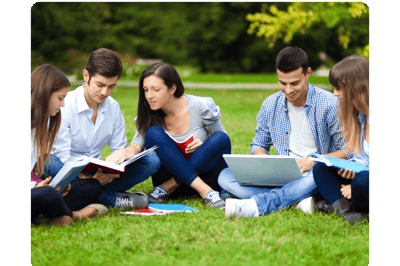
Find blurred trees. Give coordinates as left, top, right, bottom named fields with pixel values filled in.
left=31, top=2, right=369, bottom=74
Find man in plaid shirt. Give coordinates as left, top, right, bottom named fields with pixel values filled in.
left=220, top=46, right=350, bottom=218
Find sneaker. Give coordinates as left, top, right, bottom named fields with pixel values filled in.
left=204, top=190, right=225, bottom=209
left=295, top=196, right=316, bottom=215
left=114, top=192, right=149, bottom=209
left=225, top=198, right=259, bottom=219
left=148, top=186, right=168, bottom=203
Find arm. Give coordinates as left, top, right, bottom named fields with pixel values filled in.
left=200, top=97, right=227, bottom=135
left=52, top=107, right=72, bottom=163
left=250, top=101, right=272, bottom=155
left=107, top=104, right=128, bottom=154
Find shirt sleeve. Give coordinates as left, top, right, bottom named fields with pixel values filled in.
left=108, top=104, right=128, bottom=153
left=199, top=97, right=227, bottom=135
left=250, top=101, right=272, bottom=155
left=325, top=98, right=352, bottom=159
left=52, top=107, right=73, bottom=163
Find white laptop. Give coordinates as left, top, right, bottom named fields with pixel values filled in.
left=223, top=154, right=302, bottom=187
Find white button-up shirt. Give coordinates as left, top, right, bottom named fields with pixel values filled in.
left=52, top=85, right=127, bottom=163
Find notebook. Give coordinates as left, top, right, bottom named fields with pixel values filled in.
left=223, top=154, right=302, bottom=186
left=310, top=153, right=369, bottom=173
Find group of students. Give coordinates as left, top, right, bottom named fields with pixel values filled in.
left=31, top=46, right=369, bottom=227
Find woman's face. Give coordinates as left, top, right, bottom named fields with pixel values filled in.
left=333, top=87, right=343, bottom=101
left=142, top=75, right=176, bottom=110
left=48, top=86, right=69, bottom=116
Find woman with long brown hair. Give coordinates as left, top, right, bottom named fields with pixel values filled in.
left=312, top=55, right=369, bottom=225
left=108, top=63, right=231, bottom=208
left=31, top=64, right=105, bottom=226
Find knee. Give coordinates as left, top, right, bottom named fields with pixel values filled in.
left=144, top=126, right=165, bottom=147
left=312, top=162, right=329, bottom=182
left=143, top=151, right=162, bottom=173
left=34, top=186, right=60, bottom=202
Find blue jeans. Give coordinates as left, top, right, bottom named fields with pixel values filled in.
left=144, top=126, right=231, bottom=197
left=218, top=167, right=318, bottom=216
left=98, top=151, right=161, bottom=207
left=313, top=162, right=369, bottom=213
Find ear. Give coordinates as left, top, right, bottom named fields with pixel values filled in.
left=83, top=70, right=89, bottom=84
left=305, top=67, right=312, bottom=80
left=170, top=84, right=177, bottom=95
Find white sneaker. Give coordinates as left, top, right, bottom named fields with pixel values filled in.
left=225, top=198, right=259, bottom=219
left=296, top=196, right=316, bottom=215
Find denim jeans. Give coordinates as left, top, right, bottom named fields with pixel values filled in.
left=144, top=126, right=231, bottom=197
left=97, top=151, right=161, bottom=207
left=313, top=162, right=369, bottom=213
left=45, top=153, right=161, bottom=207
left=218, top=167, right=318, bottom=216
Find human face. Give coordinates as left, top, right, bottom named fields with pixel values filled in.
left=83, top=71, right=119, bottom=106
left=48, top=86, right=69, bottom=116
left=333, top=87, right=343, bottom=101
left=143, top=75, right=176, bottom=111
left=277, top=67, right=311, bottom=107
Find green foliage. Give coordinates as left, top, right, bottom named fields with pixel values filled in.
left=32, top=87, right=368, bottom=266
left=247, top=2, right=369, bottom=60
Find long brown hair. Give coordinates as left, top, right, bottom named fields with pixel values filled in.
left=136, top=63, right=184, bottom=137
left=329, top=55, right=369, bottom=153
left=31, top=64, right=70, bottom=177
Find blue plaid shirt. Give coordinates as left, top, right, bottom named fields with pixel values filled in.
left=250, top=83, right=349, bottom=158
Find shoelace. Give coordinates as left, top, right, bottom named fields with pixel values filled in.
left=150, top=187, right=167, bottom=199
left=205, top=191, right=221, bottom=204
left=116, top=196, right=132, bottom=207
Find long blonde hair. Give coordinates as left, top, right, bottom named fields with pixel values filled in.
left=329, top=55, right=369, bottom=153
left=31, top=64, right=70, bottom=177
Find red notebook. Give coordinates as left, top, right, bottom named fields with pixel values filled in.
left=166, top=133, right=194, bottom=160
left=120, top=208, right=166, bottom=216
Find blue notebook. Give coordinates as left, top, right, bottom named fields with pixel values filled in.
left=310, top=153, right=369, bottom=173
left=148, top=204, right=199, bottom=213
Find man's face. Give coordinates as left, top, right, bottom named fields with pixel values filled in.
left=277, top=67, right=311, bottom=107
left=83, top=70, right=119, bottom=105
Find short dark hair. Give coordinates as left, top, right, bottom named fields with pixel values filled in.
left=136, top=63, right=185, bottom=137
left=275, top=46, right=309, bottom=74
left=85, top=48, right=123, bottom=83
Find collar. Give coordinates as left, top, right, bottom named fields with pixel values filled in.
left=77, top=85, right=109, bottom=113
left=358, top=113, right=367, bottom=125
left=282, top=82, right=314, bottom=111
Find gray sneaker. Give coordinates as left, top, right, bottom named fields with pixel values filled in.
left=204, top=190, right=225, bottom=209
left=114, top=192, right=149, bottom=209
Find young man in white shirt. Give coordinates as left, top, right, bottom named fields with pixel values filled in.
left=53, top=48, right=161, bottom=209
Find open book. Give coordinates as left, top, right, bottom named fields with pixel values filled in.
left=165, top=132, right=194, bottom=160
left=49, top=157, right=91, bottom=191
left=81, top=145, right=158, bottom=175
left=310, top=153, right=369, bottom=173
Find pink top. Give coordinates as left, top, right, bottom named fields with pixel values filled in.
left=31, top=170, right=42, bottom=183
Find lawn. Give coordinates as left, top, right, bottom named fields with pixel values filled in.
left=31, top=85, right=368, bottom=266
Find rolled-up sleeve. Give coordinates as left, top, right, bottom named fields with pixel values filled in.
left=199, top=97, right=227, bottom=135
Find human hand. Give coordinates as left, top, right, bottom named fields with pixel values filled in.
left=92, top=168, right=120, bottom=186
left=34, top=177, right=51, bottom=188
left=296, top=158, right=315, bottom=173
left=54, top=184, right=71, bottom=197
left=106, top=149, right=126, bottom=164
left=341, top=184, right=352, bottom=199
left=337, top=168, right=356, bottom=179
left=185, top=139, right=203, bottom=154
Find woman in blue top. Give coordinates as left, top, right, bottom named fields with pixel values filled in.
left=109, top=63, right=231, bottom=209
left=312, top=55, right=369, bottom=225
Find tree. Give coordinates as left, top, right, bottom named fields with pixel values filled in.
left=246, top=2, right=369, bottom=61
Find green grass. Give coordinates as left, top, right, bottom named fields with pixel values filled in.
left=31, top=86, right=368, bottom=266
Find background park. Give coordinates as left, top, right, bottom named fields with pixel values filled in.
left=27, top=2, right=373, bottom=266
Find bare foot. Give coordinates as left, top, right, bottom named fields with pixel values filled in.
left=49, top=215, right=73, bottom=227
left=73, top=207, right=98, bottom=220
